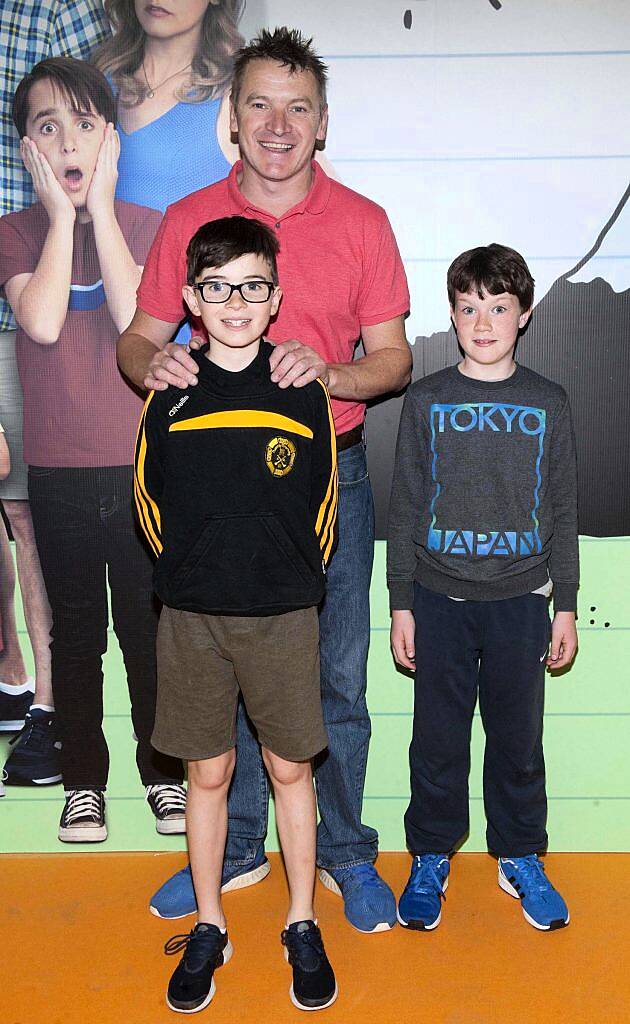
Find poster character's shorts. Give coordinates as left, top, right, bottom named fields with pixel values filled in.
left=153, top=605, right=328, bottom=763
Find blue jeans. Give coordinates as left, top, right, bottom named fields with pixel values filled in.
left=224, top=442, right=378, bottom=869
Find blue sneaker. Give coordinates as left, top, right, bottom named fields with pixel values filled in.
left=150, top=847, right=270, bottom=919
left=498, top=855, right=570, bottom=930
left=318, top=863, right=397, bottom=933
left=397, top=854, right=449, bottom=930
left=2, top=708, right=62, bottom=785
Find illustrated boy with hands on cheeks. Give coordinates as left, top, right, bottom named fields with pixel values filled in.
left=0, top=57, right=184, bottom=843
left=16, top=64, right=138, bottom=341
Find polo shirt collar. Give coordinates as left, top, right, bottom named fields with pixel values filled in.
left=226, top=160, right=331, bottom=221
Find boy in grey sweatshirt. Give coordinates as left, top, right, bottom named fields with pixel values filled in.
left=387, top=243, right=578, bottom=934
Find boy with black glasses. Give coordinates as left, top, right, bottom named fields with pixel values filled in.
left=135, top=215, right=339, bottom=1013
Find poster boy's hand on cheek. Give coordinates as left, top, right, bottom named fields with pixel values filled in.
left=20, top=136, right=76, bottom=224
left=86, top=123, right=120, bottom=218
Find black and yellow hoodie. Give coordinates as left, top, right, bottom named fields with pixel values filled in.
left=134, top=341, right=338, bottom=617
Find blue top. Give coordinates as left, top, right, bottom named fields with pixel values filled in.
left=115, top=94, right=232, bottom=343
left=115, top=94, right=231, bottom=213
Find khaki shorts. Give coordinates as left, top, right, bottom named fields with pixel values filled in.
left=153, top=605, right=328, bottom=763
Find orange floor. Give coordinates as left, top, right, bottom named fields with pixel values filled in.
left=3, top=852, right=629, bottom=1024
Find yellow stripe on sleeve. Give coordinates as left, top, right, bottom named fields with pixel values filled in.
left=314, top=379, right=338, bottom=561
left=134, top=392, right=162, bottom=556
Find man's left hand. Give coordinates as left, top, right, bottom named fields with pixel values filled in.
left=269, top=339, right=330, bottom=389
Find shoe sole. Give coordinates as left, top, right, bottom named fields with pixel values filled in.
left=396, top=876, right=449, bottom=931
left=318, top=869, right=395, bottom=933
left=498, top=866, right=570, bottom=931
left=289, top=983, right=339, bottom=1012
left=150, top=861, right=271, bottom=919
left=284, top=946, right=338, bottom=1011
left=166, top=940, right=233, bottom=1014
left=58, top=825, right=107, bottom=843
left=155, top=816, right=187, bottom=835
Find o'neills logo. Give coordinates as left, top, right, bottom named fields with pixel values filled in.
left=265, top=436, right=296, bottom=477
left=169, top=395, right=190, bottom=417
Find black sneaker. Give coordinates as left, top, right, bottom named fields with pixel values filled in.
left=281, top=920, right=338, bottom=1011
left=146, top=783, right=187, bottom=835
left=2, top=708, right=62, bottom=785
left=0, top=680, right=35, bottom=731
left=165, top=923, right=233, bottom=1013
left=58, top=789, right=107, bottom=842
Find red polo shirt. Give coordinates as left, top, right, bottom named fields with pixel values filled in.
left=137, top=161, right=409, bottom=435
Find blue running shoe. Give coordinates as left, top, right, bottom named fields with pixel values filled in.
left=2, top=708, right=62, bottom=785
left=498, top=855, right=570, bottom=930
left=150, top=847, right=270, bottom=919
left=318, top=863, right=397, bottom=933
left=397, top=854, right=449, bottom=930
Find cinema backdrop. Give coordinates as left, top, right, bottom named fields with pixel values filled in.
left=1, top=0, right=628, bottom=853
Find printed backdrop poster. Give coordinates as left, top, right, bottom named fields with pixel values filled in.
left=0, top=0, right=629, bottom=852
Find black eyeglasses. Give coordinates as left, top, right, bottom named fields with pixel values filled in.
left=194, top=280, right=275, bottom=304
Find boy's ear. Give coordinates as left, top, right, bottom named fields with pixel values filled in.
left=182, top=284, right=201, bottom=318
left=270, top=286, right=282, bottom=317
left=519, top=307, right=532, bottom=329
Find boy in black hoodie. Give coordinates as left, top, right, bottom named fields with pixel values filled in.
left=134, top=217, right=338, bottom=1014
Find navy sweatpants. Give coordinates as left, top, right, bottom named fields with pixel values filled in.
left=405, top=582, right=551, bottom=857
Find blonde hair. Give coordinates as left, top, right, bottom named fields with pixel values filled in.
left=94, top=0, right=244, bottom=106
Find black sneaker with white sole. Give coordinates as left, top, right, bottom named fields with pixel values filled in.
left=3, top=708, right=62, bottom=785
left=165, top=923, right=232, bottom=1013
left=0, top=680, right=35, bottom=731
left=146, top=783, right=187, bottom=834
left=58, top=789, right=107, bottom=842
left=281, top=920, right=338, bottom=1011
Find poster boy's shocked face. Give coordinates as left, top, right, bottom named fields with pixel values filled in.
left=24, top=78, right=107, bottom=209
left=182, top=252, right=282, bottom=369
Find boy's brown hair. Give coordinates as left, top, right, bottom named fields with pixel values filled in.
left=447, top=243, right=535, bottom=311
left=13, top=56, right=116, bottom=138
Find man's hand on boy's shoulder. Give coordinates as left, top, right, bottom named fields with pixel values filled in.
left=145, top=341, right=199, bottom=392
left=391, top=609, right=416, bottom=671
left=547, top=611, right=578, bottom=671
left=86, top=123, right=119, bottom=218
left=269, top=339, right=329, bottom=390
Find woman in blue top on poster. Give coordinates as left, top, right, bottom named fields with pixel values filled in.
left=96, top=1, right=243, bottom=344
left=95, top=0, right=243, bottom=213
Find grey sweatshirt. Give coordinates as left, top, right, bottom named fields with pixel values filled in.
left=387, top=364, right=579, bottom=613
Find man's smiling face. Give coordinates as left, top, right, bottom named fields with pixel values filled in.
left=230, top=59, right=328, bottom=186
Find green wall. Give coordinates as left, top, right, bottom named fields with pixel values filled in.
left=1, top=538, right=628, bottom=853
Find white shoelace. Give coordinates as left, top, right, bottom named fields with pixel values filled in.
left=64, top=789, right=102, bottom=823
left=146, top=784, right=186, bottom=816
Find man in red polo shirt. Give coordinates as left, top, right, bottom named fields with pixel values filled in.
left=118, top=27, right=411, bottom=934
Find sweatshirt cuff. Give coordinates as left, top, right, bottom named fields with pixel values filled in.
left=388, top=580, right=414, bottom=612
left=553, top=582, right=578, bottom=614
